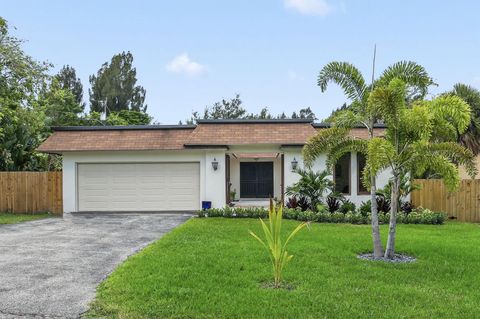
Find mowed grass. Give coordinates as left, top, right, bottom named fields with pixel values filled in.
left=0, top=213, right=52, bottom=224
left=89, top=218, right=480, bottom=319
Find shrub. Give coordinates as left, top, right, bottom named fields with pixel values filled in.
left=339, top=200, right=356, bottom=214
left=358, top=196, right=390, bottom=214
left=285, top=169, right=333, bottom=211
left=315, top=212, right=331, bottom=223
left=285, top=196, right=299, bottom=209
left=283, top=207, right=300, bottom=220
left=401, top=201, right=414, bottom=214
left=359, top=201, right=371, bottom=216
left=331, top=212, right=345, bottom=223
left=345, top=212, right=364, bottom=224
left=376, top=195, right=391, bottom=213
left=326, top=195, right=342, bottom=213
left=197, top=205, right=446, bottom=225
left=316, top=203, right=329, bottom=214
left=297, top=210, right=316, bottom=221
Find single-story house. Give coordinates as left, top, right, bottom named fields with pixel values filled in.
left=38, top=119, right=390, bottom=213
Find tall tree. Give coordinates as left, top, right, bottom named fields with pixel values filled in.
left=445, top=84, right=480, bottom=154
left=309, top=61, right=433, bottom=258
left=0, top=17, right=51, bottom=171
left=38, top=78, right=84, bottom=127
left=304, top=79, right=476, bottom=260
left=89, top=51, right=147, bottom=114
left=54, top=65, right=85, bottom=109
left=294, top=107, right=317, bottom=119
left=367, top=79, right=476, bottom=258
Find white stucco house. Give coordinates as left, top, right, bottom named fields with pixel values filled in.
left=38, top=119, right=390, bottom=213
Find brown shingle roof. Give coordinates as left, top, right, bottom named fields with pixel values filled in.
left=37, top=121, right=386, bottom=153
left=185, top=122, right=318, bottom=146
left=38, top=128, right=194, bottom=153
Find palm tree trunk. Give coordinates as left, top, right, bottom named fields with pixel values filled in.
left=384, top=173, right=400, bottom=259
left=370, top=176, right=383, bottom=258
left=368, top=126, right=383, bottom=258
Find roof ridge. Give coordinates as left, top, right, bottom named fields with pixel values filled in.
left=52, top=125, right=197, bottom=131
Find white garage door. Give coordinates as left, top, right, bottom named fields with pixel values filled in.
left=77, top=163, right=200, bottom=211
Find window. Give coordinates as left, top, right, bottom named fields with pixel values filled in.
left=334, top=153, right=350, bottom=194
left=357, top=153, right=368, bottom=194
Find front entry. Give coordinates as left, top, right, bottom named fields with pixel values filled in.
left=240, top=162, right=274, bottom=198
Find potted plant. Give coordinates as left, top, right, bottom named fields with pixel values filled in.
left=230, top=189, right=237, bottom=201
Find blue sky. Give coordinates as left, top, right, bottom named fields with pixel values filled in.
left=2, top=0, right=479, bottom=124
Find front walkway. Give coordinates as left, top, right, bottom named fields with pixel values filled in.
left=0, top=213, right=191, bottom=319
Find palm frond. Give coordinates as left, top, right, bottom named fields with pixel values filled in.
left=303, top=127, right=349, bottom=167
left=318, top=62, right=368, bottom=101
left=366, top=137, right=395, bottom=177
left=418, top=141, right=477, bottom=178
left=325, top=139, right=368, bottom=170
left=368, top=78, right=407, bottom=127
left=331, top=109, right=366, bottom=129
left=378, top=61, right=435, bottom=100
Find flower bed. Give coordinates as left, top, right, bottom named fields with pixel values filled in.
left=197, top=207, right=446, bottom=225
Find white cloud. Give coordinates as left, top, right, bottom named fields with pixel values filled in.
left=284, top=0, right=332, bottom=16
left=166, top=53, right=207, bottom=77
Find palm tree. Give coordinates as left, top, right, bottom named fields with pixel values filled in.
left=285, top=169, right=333, bottom=211
left=366, top=79, right=476, bottom=258
left=309, top=61, right=434, bottom=258
left=446, top=84, right=480, bottom=155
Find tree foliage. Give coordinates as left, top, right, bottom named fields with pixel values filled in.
left=54, top=65, right=85, bottom=109
left=286, top=169, right=333, bottom=210
left=186, top=94, right=317, bottom=123
left=89, top=51, right=147, bottom=114
left=444, top=83, right=480, bottom=154
left=311, top=59, right=435, bottom=259
left=0, top=17, right=51, bottom=171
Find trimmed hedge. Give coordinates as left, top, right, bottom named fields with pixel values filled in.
left=197, top=207, right=446, bottom=225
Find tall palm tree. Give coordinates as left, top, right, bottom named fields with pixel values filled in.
left=447, top=84, right=480, bottom=155
left=308, top=61, right=434, bottom=258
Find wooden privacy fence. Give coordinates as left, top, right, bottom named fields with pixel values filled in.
left=411, top=179, right=480, bottom=222
left=0, top=172, right=62, bottom=215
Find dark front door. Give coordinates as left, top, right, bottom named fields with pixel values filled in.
left=240, top=162, right=274, bottom=198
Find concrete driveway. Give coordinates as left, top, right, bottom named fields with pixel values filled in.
left=0, top=213, right=191, bottom=319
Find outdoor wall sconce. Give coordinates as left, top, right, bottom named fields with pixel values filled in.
left=291, top=157, right=298, bottom=171
left=212, top=158, right=219, bottom=171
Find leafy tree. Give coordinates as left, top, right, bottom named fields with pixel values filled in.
left=38, top=79, right=84, bottom=127
left=445, top=84, right=480, bottom=154
left=306, top=61, right=433, bottom=258
left=115, top=110, right=151, bottom=125
left=54, top=65, right=85, bottom=109
left=0, top=105, right=47, bottom=171
left=187, top=94, right=317, bottom=123
left=0, top=17, right=51, bottom=171
left=190, top=94, right=246, bottom=122
left=89, top=51, right=147, bottom=114
left=292, top=107, right=317, bottom=119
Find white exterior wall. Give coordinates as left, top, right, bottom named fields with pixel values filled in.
left=62, top=150, right=226, bottom=213
left=61, top=147, right=392, bottom=212
left=282, top=148, right=390, bottom=206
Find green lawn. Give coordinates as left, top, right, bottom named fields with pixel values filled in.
left=0, top=213, right=52, bottom=224
left=89, top=218, right=480, bottom=319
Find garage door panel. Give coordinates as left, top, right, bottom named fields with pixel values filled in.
left=78, top=163, right=200, bottom=211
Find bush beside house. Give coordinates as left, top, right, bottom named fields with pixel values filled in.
left=198, top=206, right=446, bottom=225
